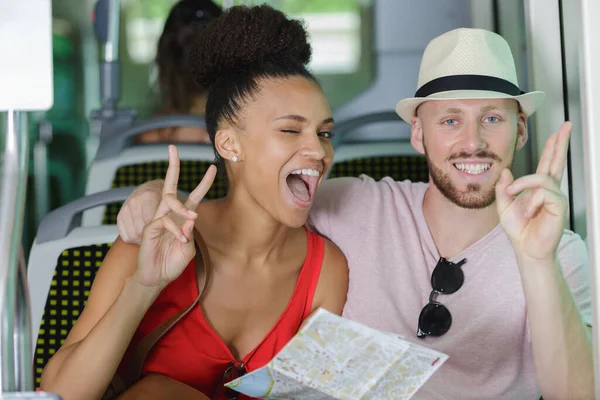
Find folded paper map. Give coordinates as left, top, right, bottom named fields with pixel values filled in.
left=225, top=308, right=448, bottom=399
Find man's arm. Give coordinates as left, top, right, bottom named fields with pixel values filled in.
left=306, top=177, right=365, bottom=240
left=495, top=123, right=594, bottom=399
left=518, top=237, right=593, bottom=400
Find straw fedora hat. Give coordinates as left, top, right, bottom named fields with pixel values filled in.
left=395, top=28, right=545, bottom=122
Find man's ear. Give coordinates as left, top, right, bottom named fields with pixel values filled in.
left=215, top=127, right=242, bottom=162
left=516, top=111, right=528, bottom=151
left=411, top=113, right=425, bottom=155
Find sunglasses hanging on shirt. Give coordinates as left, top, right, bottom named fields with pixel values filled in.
left=417, top=257, right=467, bottom=338
left=212, top=361, right=247, bottom=400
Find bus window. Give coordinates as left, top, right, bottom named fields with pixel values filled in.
left=274, top=0, right=375, bottom=109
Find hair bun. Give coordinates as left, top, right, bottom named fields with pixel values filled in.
left=188, top=5, right=312, bottom=88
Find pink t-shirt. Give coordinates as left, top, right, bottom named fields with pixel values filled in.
left=307, top=175, right=591, bottom=400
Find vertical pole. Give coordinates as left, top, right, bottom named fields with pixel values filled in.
left=0, top=111, right=30, bottom=391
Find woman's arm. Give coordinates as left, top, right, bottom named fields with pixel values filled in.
left=40, top=238, right=161, bottom=400
left=310, top=239, right=349, bottom=316
left=117, top=374, right=210, bottom=400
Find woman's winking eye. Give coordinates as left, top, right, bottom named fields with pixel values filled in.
left=280, top=129, right=334, bottom=139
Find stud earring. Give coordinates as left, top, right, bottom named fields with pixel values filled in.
left=232, top=156, right=239, bottom=162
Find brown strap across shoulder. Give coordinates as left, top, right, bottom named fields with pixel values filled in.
left=124, top=229, right=211, bottom=386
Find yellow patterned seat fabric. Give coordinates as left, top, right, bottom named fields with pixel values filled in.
left=328, top=155, right=429, bottom=182
left=102, top=160, right=228, bottom=224
left=34, top=243, right=112, bottom=388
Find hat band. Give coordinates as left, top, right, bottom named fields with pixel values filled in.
left=415, top=74, right=524, bottom=98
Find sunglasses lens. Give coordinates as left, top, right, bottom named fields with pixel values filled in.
left=222, top=366, right=246, bottom=399
left=431, top=261, right=464, bottom=294
left=418, top=302, right=452, bottom=337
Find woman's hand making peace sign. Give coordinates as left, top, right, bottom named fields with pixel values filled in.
left=131, top=145, right=216, bottom=290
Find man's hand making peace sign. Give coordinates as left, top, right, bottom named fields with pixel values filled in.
left=495, top=122, right=572, bottom=261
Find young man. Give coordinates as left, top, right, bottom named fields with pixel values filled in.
left=116, top=28, right=593, bottom=399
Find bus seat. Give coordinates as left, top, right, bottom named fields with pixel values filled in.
left=328, top=141, right=429, bottom=182
left=327, top=111, right=429, bottom=182
left=27, top=187, right=136, bottom=388
left=83, top=115, right=227, bottom=226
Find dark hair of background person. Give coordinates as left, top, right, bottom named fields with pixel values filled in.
left=156, top=0, right=222, bottom=115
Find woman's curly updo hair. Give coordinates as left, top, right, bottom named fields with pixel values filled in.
left=156, top=0, right=222, bottom=114
left=188, top=4, right=318, bottom=170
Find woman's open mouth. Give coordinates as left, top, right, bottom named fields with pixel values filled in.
left=285, top=168, right=320, bottom=208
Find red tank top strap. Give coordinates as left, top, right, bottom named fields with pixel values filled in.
left=300, top=226, right=326, bottom=318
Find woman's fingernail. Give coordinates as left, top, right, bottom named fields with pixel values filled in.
left=180, top=235, right=188, bottom=243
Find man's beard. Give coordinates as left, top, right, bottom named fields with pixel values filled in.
left=424, top=143, right=514, bottom=209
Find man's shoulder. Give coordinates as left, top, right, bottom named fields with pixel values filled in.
left=317, top=175, right=427, bottom=205
left=485, top=227, right=586, bottom=260
left=308, top=175, right=428, bottom=236
left=557, top=229, right=587, bottom=259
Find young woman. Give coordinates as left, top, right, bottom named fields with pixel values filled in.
left=135, top=0, right=221, bottom=144
left=40, top=5, right=348, bottom=400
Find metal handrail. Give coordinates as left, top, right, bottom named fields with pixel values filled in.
left=330, top=110, right=406, bottom=148
left=0, top=111, right=32, bottom=392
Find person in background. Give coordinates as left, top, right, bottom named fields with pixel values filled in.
left=135, top=0, right=222, bottom=144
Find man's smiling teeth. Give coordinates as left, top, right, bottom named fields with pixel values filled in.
left=290, top=169, right=320, bottom=176
left=454, top=163, right=491, bottom=174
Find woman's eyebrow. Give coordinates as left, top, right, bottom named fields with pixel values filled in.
left=274, top=114, right=307, bottom=123
left=273, top=115, right=334, bottom=125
